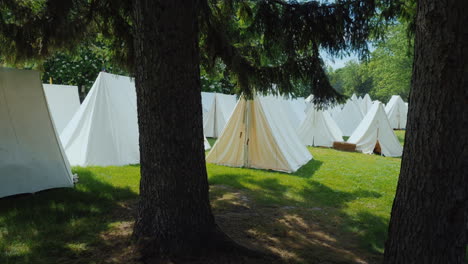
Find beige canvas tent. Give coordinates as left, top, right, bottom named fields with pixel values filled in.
left=206, top=95, right=312, bottom=173
left=348, top=102, right=403, bottom=157
left=0, top=68, right=74, bottom=198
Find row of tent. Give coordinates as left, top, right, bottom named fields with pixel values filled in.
left=0, top=67, right=407, bottom=198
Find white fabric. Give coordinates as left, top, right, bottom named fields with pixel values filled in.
left=298, top=106, right=343, bottom=147
left=207, top=95, right=312, bottom=173
left=61, top=72, right=140, bottom=166
left=43, top=84, right=80, bottom=134
left=201, top=92, right=215, bottom=113
left=385, top=95, right=408, bottom=129
left=348, top=102, right=403, bottom=157
left=204, top=137, right=211, bottom=150
left=0, top=68, right=74, bottom=198
left=203, top=93, right=237, bottom=138
left=360, top=94, right=373, bottom=115
left=328, top=104, right=342, bottom=118
left=333, top=99, right=364, bottom=136
left=201, top=92, right=215, bottom=125
left=281, top=97, right=307, bottom=128
left=304, top=95, right=314, bottom=112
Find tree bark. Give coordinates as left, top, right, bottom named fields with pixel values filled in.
left=383, top=0, right=468, bottom=263
left=132, top=0, right=237, bottom=260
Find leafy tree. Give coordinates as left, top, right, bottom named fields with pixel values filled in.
left=41, top=41, right=127, bottom=98
left=329, top=60, right=373, bottom=97
left=327, top=23, right=413, bottom=103
left=0, top=0, right=401, bottom=261
left=367, top=23, right=412, bottom=102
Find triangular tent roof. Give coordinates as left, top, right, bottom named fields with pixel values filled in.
left=0, top=68, right=74, bottom=198
left=360, top=94, right=373, bottom=115
left=333, top=99, right=364, bottom=136
left=297, top=106, right=343, bottom=147
left=385, top=95, right=408, bottom=129
left=43, top=84, right=81, bottom=134
left=61, top=72, right=140, bottom=166
left=203, top=93, right=237, bottom=138
left=206, top=95, right=312, bottom=173
left=348, top=102, right=403, bottom=157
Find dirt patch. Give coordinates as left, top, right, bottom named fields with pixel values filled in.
left=89, top=186, right=380, bottom=263
left=210, top=185, right=381, bottom=264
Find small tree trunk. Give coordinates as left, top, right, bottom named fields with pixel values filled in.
left=383, top=0, right=468, bottom=263
left=132, top=0, right=238, bottom=260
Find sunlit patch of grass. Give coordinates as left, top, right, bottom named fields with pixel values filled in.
left=1, top=133, right=405, bottom=263
left=65, top=242, right=88, bottom=253
left=5, top=243, right=31, bottom=257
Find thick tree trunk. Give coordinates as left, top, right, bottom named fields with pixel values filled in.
left=131, top=0, right=238, bottom=260
left=383, top=0, right=468, bottom=263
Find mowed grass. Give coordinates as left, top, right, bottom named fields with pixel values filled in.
left=0, top=133, right=406, bottom=263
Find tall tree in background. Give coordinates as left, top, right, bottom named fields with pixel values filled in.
left=327, top=22, right=414, bottom=102
left=368, top=23, right=412, bottom=101
left=0, top=0, right=400, bottom=261
left=383, top=0, right=468, bottom=262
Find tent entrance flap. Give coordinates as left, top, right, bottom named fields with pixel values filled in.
left=242, top=100, right=251, bottom=168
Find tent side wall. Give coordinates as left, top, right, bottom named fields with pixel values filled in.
left=334, top=100, right=364, bottom=136
left=206, top=99, right=246, bottom=166
left=43, top=84, right=80, bottom=134
left=298, top=108, right=343, bottom=147
left=0, top=68, right=73, bottom=198
left=61, top=72, right=140, bottom=166
left=349, top=103, right=403, bottom=157
left=203, top=93, right=237, bottom=138
left=249, top=96, right=312, bottom=173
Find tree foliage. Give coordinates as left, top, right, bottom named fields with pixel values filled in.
left=327, top=23, right=413, bottom=103
left=0, top=0, right=403, bottom=106
left=41, top=41, right=127, bottom=94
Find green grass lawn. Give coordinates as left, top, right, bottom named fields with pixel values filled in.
left=0, top=132, right=408, bottom=263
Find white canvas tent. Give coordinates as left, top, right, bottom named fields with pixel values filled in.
left=385, top=95, right=408, bottom=129
left=201, top=92, right=215, bottom=125
left=0, top=68, right=74, bottom=198
left=201, top=92, right=215, bottom=113
left=206, top=95, right=312, bottom=173
left=328, top=104, right=342, bottom=118
left=203, top=93, right=237, bottom=138
left=282, top=97, right=307, bottom=128
left=43, top=84, right=81, bottom=134
left=297, top=106, right=343, bottom=147
left=61, top=72, right=140, bottom=166
left=348, top=102, right=403, bottom=157
left=204, top=137, right=211, bottom=150
left=360, top=94, right=373, bottom=115
left=333, top=99, right=364, bottom=136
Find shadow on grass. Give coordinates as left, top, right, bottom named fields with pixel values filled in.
left=0, top=169, right=139, bottom=264
left=209, top=172, right=388, bottom=263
